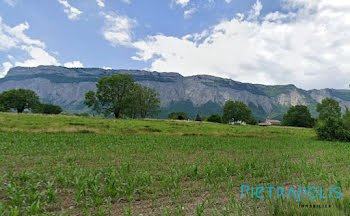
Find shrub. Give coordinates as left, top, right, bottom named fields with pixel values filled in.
left=207, top=114, right=222, bottom=123
left=315, top=117, right=350, bottom=142
left=33, top=104, right=63, bottom=115
left=195, top=114, right=202, bottom=121
left=201, top=116, right=208, bottom=121
left=246, top=117, right=258, bottom=125
left=168, top=112, right=189, bottom=120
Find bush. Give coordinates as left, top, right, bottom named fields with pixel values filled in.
left=33, top=104, right=63, bottom=115
left=195, top=114, right=202, bottom=121
left=207, top=114, right=222, bottom=123
left=315, top=117, right=350, bottom=142
left=201, top=116, right=208, bottom=121
left=246, top=117, right=258, bottom=125
left=168, top=112, right=189, bottom=120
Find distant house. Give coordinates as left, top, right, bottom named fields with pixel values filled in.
left=259, top=119, right=281, bottom=126
left=266, top=119, right=281, bottom=125
left=228, top=119, right=247, bottom=126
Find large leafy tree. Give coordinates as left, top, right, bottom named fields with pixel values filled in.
left=315, top=98, right=350, bottom=142
left=129, top=85, right=160, bottom=118
left=222, top=100, right=255, bottom=124
left=0, top=89, right=40, bottom=113
left=316, top=98, right=341, bottom=120
left=282, top=105, right=315, bottom=128
left=85, top=74, right=135, bottom=118
left=84, top=74, right=160, bottom=119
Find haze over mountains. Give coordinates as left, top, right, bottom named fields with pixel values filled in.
left=1, top=66, right=350, bottom=120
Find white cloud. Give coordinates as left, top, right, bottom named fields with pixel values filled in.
left=0, top=62, right=13, bottom=77
left=0, top=18, right=45, bottom=51
left=0, top=17, right=82, bottom=77
left=184, top=8, right=196, bottom=19
left=57, top=0, right=82, bottom=20
left=225, top=0, right=232, bottom=3
left=15, top=46, right=59, bottom=67
left=129, top=0, right=350, bottom=89
left=103, top=66, right=112, bottom=70
left=96, top=0, right=105, bottom=8
left=0, top=17, right=61, bottom=77
left=102, top=13, right=137, bottom=46
left=175, top=0, right=190, bottom=7
left=248, top=0, right=262, bottom=20
left=64, top=61, right=84, bottom=68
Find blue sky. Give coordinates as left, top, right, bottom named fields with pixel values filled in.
left=1, top=0, right=350, bottom=89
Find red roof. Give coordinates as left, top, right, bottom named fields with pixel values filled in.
left=266, top=119, right=281, bottom=123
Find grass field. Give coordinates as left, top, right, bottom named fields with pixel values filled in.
left=0, top=113, right=349, bottom=215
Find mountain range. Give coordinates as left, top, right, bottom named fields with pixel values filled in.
left=1, top=66, right=350, bottom=120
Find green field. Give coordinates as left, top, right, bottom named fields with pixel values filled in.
left=0, top=113, right=349, bottom=215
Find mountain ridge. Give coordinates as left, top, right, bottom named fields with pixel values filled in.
left=1, top=66, right=350, bottom=120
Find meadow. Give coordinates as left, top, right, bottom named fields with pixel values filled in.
left=0, top=113, right=349, bottom=215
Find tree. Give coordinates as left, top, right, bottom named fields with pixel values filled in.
left=0, top=89, right=40, bottom=113
left=315, top=98, right=350, bottom=142
left=343, top=107, right=350, bottom=130
left=84, top=74, right=136, bottom=118
left=33, top=103, right=63, bottom=115
left=84, top=91, right=99, bottom=114
left=84, top=74, right=160, bottom=119
left=131, top=85, right=160, bottom=118
left=316, top=98, right=341, bottom=120
left=168, top=112, right=189, bottom=120
left=207, top=114, right=222, bottom=123
left=282, top=105, right=315, bottom=128
left=195, top=114, right=202, bottom=121
left=0, top=104, right=8, bottom=112
left=222, top=101, right=255, bottom=124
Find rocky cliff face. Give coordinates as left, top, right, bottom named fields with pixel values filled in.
left=1, top=66, right=350, bottom=120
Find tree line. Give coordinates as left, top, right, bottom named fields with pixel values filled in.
left=168, top=100, right=257, bottom=125
left=281, top=98, right=350, bottom=141
left=0, top=73, right=349, bottom=142
left=167, top=97, right=350, bottom=142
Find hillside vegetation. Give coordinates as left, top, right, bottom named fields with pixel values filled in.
left=3, top=66, right=350, bottom=120
left=0, top=113, right=349, bottom=215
